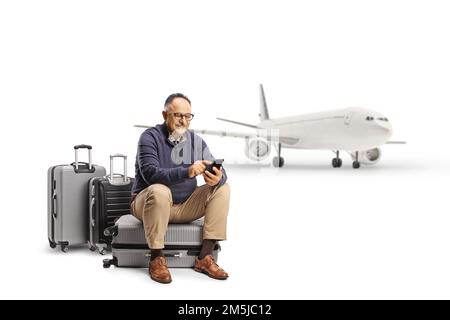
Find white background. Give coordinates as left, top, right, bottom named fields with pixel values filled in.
left=1, top=0, right=450, bottom=299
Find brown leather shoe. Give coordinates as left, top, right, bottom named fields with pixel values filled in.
left=149, top=256, right=172, bottom=284
left=194, top=255, right=228, bottom=280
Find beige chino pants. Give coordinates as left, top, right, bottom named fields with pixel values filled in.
left=131, top=183, right=230, bottom=249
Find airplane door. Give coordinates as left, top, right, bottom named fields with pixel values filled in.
left=344, top=112, right=354, bottom=125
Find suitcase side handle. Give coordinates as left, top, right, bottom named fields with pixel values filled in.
left=90, top=197, right=96, bottom=227
left=52, top=192, right=57, bottom=219
left=108, top=154, right=129, bottom=185
left=145, top=252, right=183, bottom=258
left=73, top=145, right=93, bottom=172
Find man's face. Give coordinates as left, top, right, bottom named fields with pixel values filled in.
left=163, top=97, right=192, bottom=134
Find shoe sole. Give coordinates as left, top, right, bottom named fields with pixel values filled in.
left=150, top=274, right=172, bottom=284
left=194, top=267, right=228, bottom=280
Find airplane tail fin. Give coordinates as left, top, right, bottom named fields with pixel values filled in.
left=259, top=84, right=270, bottom=121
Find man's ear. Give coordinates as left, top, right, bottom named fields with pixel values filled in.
left=162, top=111, right=167, bottom=121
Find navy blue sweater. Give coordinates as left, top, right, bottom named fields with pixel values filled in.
left=132, top=123, right=227, bottom=204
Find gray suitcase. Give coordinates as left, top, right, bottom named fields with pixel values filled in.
left=88, top=154, right=134, bottom=254
left=102, top=214, right=220, bottom=268
left=48, top=145, right=106, bottom=252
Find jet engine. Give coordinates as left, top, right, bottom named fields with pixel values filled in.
left=350, top=147, right=382, bottom=165
left=245, top=137, right=271, bottom=161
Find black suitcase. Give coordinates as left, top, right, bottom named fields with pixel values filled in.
left=88, top=154, right=134, bottom=254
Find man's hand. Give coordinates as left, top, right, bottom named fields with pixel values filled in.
left=203, top=166, right=222, bottom=186
left=188, top=160, right=210, bottom=178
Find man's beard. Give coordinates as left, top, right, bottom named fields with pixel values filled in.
left=171, top=126, right=187, bottom=140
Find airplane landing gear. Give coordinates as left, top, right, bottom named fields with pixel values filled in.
left=273, top=156, right=285, bottom=168
left=332, top=158, right=342, bottom=168
left=273, top=143, right=284, bottom=167
left=352, top=151, right=360, bottom=169
left=332, top=150, right=342, bottom=168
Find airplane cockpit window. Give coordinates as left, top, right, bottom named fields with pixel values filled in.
left=366, top=116, right=374, bottom=121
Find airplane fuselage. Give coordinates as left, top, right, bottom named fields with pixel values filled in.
left=259, top=107, right=393, bottom=151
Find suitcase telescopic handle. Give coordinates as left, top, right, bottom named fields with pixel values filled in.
left=74, top=144, right=92, bottom=150
left=74, top=145, right=92, bottom=170
left=108, top=154, right=129, bottom=185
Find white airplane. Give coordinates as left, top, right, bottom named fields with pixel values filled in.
left=135, top=84, right=405, bottom=169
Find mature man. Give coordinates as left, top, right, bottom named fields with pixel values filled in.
left=131, top=93, right=230, bottom=284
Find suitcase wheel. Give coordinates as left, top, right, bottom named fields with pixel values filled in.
left=103, top=259, right=112, bottom=268
left=61, top=244, right=68, bottom=253
left=99, top=248, right=106, bottom=255
left=89, top=245, right=97, bottom=252
left=49, top=240, right=57, bottom=249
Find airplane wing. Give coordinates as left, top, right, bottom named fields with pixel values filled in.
left=133, top=125, right=299, bottom=145
left=192, top=128, right=299, bottom=145
left=385, top=141, right=407, bottom=144
left=190, top=128, right=254, bottom=139
left=134, top=124, right=155, bottom=129
left=134, top=124, right=253, bottom=139
left=215, top=117, right=260, bottom=129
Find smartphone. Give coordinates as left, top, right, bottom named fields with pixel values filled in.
left=206, top=159, right=224, bottom=173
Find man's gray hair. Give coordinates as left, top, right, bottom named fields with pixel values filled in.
left=164, top=93, right=191, bottom=111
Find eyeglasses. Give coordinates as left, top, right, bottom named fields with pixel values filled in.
left=168, top=112, right=194, bottom=121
